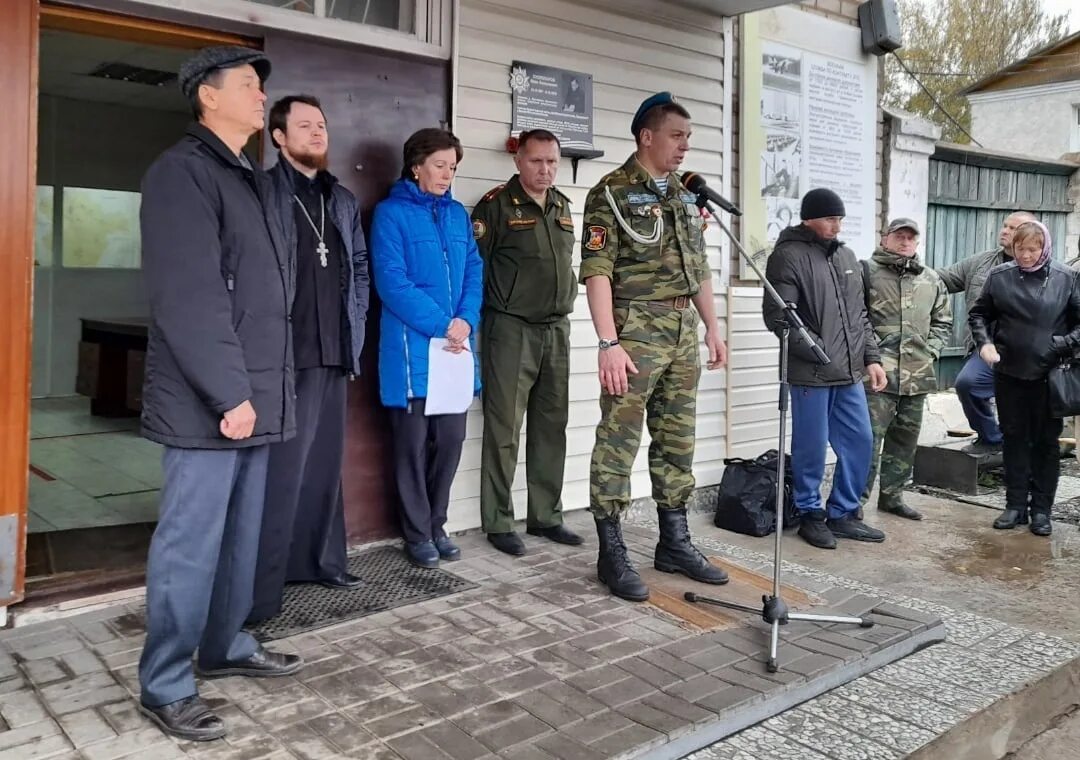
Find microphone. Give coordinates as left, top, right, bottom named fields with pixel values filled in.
left=681, top=172, right=742, bottom=216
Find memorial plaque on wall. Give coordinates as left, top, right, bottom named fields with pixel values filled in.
left=509, top=61, right=595, bottom=151
left=739, top=6, right=878, bottom=277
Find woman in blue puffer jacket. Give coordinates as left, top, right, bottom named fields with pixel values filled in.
left=369, top=128, right=483, bottom=569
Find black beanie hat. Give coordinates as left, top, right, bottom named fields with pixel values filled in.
left=800, top=188, right=846, bottom=220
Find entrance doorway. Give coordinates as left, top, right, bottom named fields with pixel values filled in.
left=22, top=3, right=450, bottom=604
left=26, top=7, right=260, bottom=600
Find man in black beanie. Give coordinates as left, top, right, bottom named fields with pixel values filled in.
left=762, top=188, right=888, bottom=550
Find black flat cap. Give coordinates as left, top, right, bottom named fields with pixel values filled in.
left=178, top=45, right=271, bottom=100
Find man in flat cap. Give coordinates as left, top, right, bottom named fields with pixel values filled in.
left=763, top=188, right=888, bottom=550
left=579, top=91, right=729, bottom=602
left=137, top=45, right=302, bottom=741
left=860, top=218, right=952, bottom=522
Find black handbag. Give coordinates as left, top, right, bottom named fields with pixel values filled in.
left=713, top=449, right=798, bottom=537
left=1048, top=362, right=1080, bottom=418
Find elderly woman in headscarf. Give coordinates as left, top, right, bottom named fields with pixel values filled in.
left=969, top=220, right=1080, bottom=537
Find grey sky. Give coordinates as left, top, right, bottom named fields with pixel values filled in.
left=1040, top=0, right=1077, bottom=31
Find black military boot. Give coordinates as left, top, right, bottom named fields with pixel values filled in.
left=654, top=509, right=729, bottom=585
left=1030, top=510, right=1052, bottom=537
left=595, top=518, right=650, bottom=602
left=878, top=495, right=923, bottom=521
left=993, top=506, right=1029, bottom=529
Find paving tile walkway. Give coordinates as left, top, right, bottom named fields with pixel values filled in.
left=0, top=510, right=948, bottom=760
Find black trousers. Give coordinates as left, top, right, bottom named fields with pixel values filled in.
left=995, top=372, right=1063, bottom=514
left=388, top=398, right=467, bottom=544
left=250, top=367, right=348, bottom=622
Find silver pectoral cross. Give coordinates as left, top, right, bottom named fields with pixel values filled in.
left=317, top=241, right=329, bottom=268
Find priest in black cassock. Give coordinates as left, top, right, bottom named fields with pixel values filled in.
left=248, top=94, right=370, bottom=623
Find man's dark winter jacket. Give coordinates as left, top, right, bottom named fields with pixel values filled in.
left=267, top=158, right=370, bottom=376
left=139, top=123, right=296, bottom=449
left=762, top=224, right=881, bottom=387
left=968, top=260, right=1080, bottom=381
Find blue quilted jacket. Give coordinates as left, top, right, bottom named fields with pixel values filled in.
left=369, top=179, right=483, bottom=408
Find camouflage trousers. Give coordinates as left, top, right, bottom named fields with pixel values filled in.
left=589, top=302, right=700, bottom=520
left=862, top=392, right=926, bottom=506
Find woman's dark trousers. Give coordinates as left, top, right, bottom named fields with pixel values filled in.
left=995, top=372, right=1062, bottom=515
left=388, top=399, right=468, bottom=543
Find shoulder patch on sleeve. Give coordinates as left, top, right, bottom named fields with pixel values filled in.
left=473, top=219, right=487, bottom=239
left=584, top=225, right=607, bottom=251
left=481, top=184, right=506, bottom=203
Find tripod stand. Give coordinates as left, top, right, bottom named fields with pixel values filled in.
left=685, top=196, right=873, bottom=673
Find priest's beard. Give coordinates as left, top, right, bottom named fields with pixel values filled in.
left=292, top=148, right=329, bottom=173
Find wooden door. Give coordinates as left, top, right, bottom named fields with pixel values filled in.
left=0, top=1, right=37, bottom=608
left=262, top=34, right=450, bottom=542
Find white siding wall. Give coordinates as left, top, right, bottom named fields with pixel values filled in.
left=445, top=0, right=730, bottom=533
left=969, top=83, right=1080, bottom=161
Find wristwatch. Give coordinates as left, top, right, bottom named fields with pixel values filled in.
left=598, top=338, right=619, bottom=350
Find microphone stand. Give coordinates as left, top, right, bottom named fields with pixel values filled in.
left=684, top=195, right=873, bottom=673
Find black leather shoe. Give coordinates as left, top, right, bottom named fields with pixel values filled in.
left=826, top=516, right=886, bottom=542
left=654, top=508, right=728, bottom=585
left=879, top=499, right=923, bottom=521
left=487, top=531, right=526, bottom=556
left=595, top=518, right=649, bottom=602
left=434, top=536, right=461, bottom=560
left=962, top=439, right=1003, bottom=456
left=318, top=572, right=364, bottom=590
left=526, top=524, right=584, bottom=546
left=993, top=508, right=1028, bottom=529
left=798, top=511, right=836, bottom=549
left=140, top=695, right=225, bottom=742
left=196, top=647, right=304, bottom=679
left=1030, top=512, right=1052, bottom=537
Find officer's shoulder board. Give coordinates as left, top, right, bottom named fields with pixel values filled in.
left=480, top=184, right=507, bottom=203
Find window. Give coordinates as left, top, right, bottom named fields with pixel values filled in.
left=246, top=0, right=416, bottom=34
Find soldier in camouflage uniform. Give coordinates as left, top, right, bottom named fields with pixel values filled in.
left=579, top=92, right=729, bottom=602
left=861, top=219, right=952, bottom=521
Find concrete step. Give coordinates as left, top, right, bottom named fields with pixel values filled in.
left=914, top=439, right=1002, bottom=494
left=909, top=653, right=1080, bottom=760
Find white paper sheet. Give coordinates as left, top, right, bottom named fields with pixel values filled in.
left=424, top=338, right=475, bottom=415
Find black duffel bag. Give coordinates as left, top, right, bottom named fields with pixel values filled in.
left=713, top=449, right=797, bottom=537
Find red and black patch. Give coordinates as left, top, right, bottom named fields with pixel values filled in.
left=584, top=225, right=608, bottom=251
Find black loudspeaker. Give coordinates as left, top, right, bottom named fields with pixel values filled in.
left=858, top=0, right=903, bottom=56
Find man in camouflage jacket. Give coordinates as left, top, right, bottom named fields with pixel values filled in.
left=862, top=218, right=952, bottom=520
left=578, top=92, right=728, bottom=602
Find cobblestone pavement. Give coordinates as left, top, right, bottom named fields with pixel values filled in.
left=647, top=510, right=1080, bottom=760
left=0, top=510, right=947, bottom=760
left=0, top=507, right=1075, bottom=760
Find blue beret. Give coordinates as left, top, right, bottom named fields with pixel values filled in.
left=178, top=45, right=271, bottom=100
left=631, top=91, right=676, bottom=137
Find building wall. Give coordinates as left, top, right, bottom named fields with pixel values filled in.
left=727, top=0, right=882, bottom=460
left=969, top=83, right=1080, bottom=161
left=447, top=0, right=730, bottom=532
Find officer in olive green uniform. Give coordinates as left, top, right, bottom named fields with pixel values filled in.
left=580, top=92, right=729, bottom=602
left=861, top=218, right=952, bottom=522
left=472, top=130, right=584, bottom=557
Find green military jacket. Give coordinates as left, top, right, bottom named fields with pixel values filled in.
left=865, top=247, right=953, bottom=396
left=470, top=175, right=576, bottom=323
left=578, top=155, right=709, bottom=299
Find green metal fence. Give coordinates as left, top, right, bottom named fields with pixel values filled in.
left=924, top=145, right=1075, bottom=389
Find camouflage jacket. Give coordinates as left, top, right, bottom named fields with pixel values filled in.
left=865, top=247, right=953, bottom=396
left=578, top=155, right=709, bottom=299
